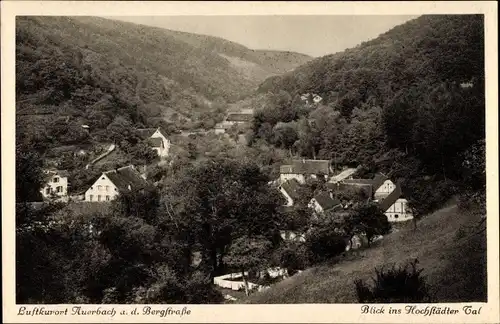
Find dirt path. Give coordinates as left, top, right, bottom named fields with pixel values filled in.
left=85, top=144, right=116, bottom=169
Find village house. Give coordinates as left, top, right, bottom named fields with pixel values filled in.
left=136, top=127, right=171, bottom=158
left=300, top=93, right=323, bottom=104
left=326, top=182, right=373, bottom=208
left=342, top=173, right=391, bottom=200
left=74, top=149, right=87, bottom=157
left=280, top=230, right=306, bottom=243
left=84, top=165, right=150, bottom=202
left=308, top=191, right=342, bottom=215
left=278, top=179, right=302, bottom=206
left=40, top=170, right=69, bottom=202
left=225, top=112, right=253, bottom=124
left=312, top=94, right=323, bottom=104
left=213, top=121, right=234, bottom=134
left=340, top=173, right=413, bottom=222
left=344, top=234, right=367, bottom=251
left=280, top=159, right=332, bottom=184
left=460, top=81, right=474, bottom=88
left=213, top=110, right=253, bottom=134
left=378, top=185, right=413, bottom=222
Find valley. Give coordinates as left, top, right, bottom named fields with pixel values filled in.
left=15, top=14, right=487, bottom=306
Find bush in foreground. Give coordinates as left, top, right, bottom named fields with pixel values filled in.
left=354, top=259, right=432, bottom=303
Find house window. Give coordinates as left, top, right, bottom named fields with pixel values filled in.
left=101, top=177, right=105, bottom=180
left=106, top=195, right=110, bottom=201
left=105, top=185, right=109, bottom=192
left=56, top=186, right=63, bottom=193
left=98, top=185, right=102, bottom=191
left=89, top=195, right=93, bottom=201
left=98, top=195, right=101, bottom=201
left=53, top=177, right=59, bottom=183
left=394, top=214, right=399, bottom=219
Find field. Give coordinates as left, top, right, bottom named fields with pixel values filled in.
left=242, top=202, right=487, bottom=303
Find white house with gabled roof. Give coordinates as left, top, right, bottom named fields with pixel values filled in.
left=40, top=170, right=69, bottom=202
left=84, top=165, right=150, bottom=202
left=136, top=127, right=171, bottom=158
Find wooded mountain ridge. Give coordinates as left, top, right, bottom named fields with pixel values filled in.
left=249, top=14, right=485, bottom=216
left=15, top=16, right=311, bottom=152
left=257, top=15, right=483, bottom=98
left=15, top=14, right=487, bottom=306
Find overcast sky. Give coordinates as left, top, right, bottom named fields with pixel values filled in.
left=104, top=15, right=418, bottom=57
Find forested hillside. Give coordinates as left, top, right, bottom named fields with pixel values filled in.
left=251, top=15, right=485, bottom=215
left=15, top=14, right=488, bottom=306
left=140, top=24, right=312, bottom=75
left=15, top=16, right=311, bottom=153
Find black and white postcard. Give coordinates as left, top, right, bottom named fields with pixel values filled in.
left=2, top=1, right=498, bottom=323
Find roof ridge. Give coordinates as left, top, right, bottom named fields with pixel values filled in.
left=117, top=165, right=135, bottom=171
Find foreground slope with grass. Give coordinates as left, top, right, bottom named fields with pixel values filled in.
left=243, top=202, right=486, bottom=303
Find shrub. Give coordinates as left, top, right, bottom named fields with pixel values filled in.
left=344, top=203, right=391, bottom=246
left=354, top=259, right=432, bottom=303
left=274, top=244, right=308, bottom=276
left=305, top=227, right=346, bottom=264
left=184, top=271, right=224, bottom=304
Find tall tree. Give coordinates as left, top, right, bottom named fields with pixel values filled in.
left=343, top=203, right=391, bottom=246
left=223, top=235, right=272, bottom=295
left=16, top=144, right=44, bottom=202
left=162, top=157, right=283, bottom=277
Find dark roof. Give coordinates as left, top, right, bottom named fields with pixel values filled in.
left=147, top=137, right=163, bottom=148
left=57, top=170, right=70, bottom=178
left=43, top=169, right=69, bottom=182
left=135, top=127, right=168, bottom=140
left=155, top=127, right=169, bottom=139
left=280, top=159, right=331, bottom=175
left=104, top=165, right=150, bottom=193
left=226, top=113, right=253, bottom=122
left=279, top=179, right=301, bottom=200
left=372, top=173, right=389, bottom=191
left=378, top=185, right=403, bottom=211
left=278, top=206, right=295, bottom=214
left=135, top=128, right=156, bottom=140
left=341, top=173, right=388, bottom=192
left=313, top=192, right=341, bottom=211
left=341, top=179, right=374, bottom=185
left=326, top=182, right=373, bottom=198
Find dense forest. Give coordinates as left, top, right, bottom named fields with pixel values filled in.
left=16, top=16, right=311, bottom=154
left=250, top=15, right=485, bottom=215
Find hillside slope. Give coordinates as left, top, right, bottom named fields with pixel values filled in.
left=142, top=26, right=312, bottom=77
left=15, top=16, right=311, bottom=151
left=243, top=203, right=487, bottom=303
left=249, top=14, right=485, bottom=216
left=258, top=15, right=483, bottom=103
